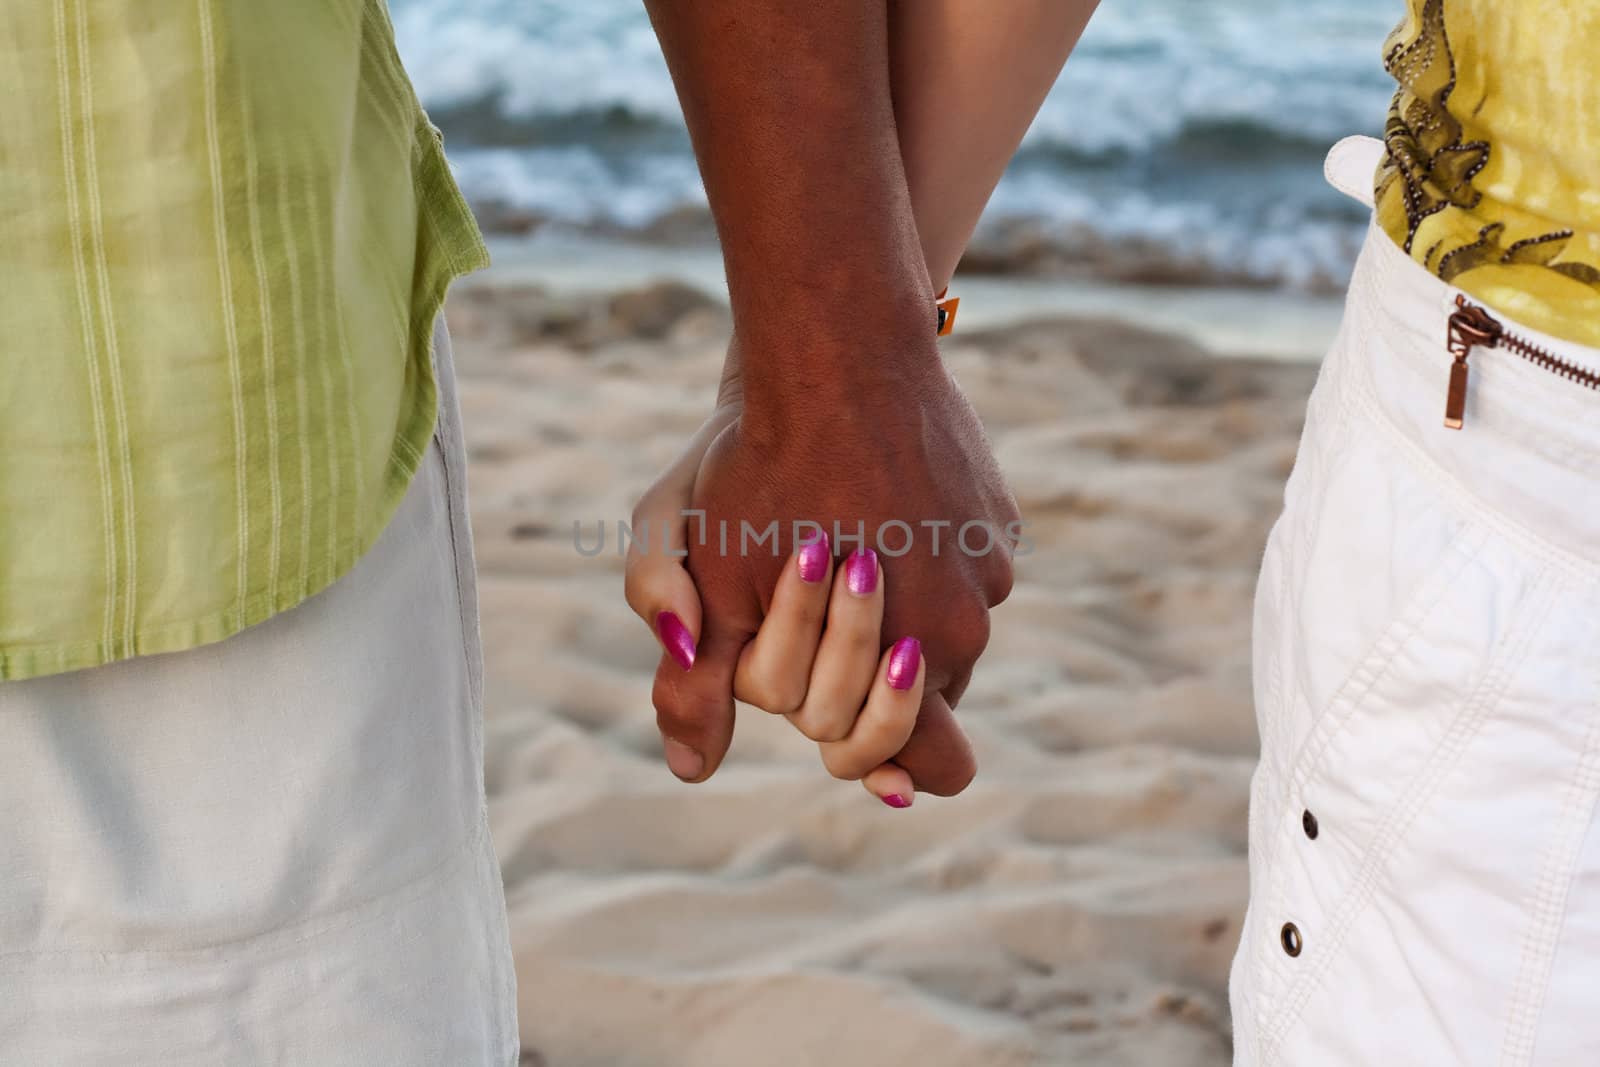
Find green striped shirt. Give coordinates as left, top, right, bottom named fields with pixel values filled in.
left=0, top=1, right=487, bottom=680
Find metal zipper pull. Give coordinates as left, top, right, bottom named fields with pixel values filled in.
left=1444, top=357, right=1471, bottom=430
left=1444, top=297, right=1502, bottom=430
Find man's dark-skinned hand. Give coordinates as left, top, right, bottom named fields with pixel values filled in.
left=651, top=332, right=1019, bottom=795
left=641, top=0, right=1017, bottom=793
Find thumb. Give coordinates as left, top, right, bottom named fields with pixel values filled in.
left=652, top=622, right=747, bottom=783
left=891, top=690, right=978, bottom=797
left=625, top=546, right=704, bottom=675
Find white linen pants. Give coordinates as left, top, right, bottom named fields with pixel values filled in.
left=1229, top=136, right=1600, bottom=1065
left=0, top=318, right=519, bottom=1064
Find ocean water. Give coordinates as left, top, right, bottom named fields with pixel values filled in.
left=391, top=0, right=1402, bottom=291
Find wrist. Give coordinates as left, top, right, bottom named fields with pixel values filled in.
left=737, top=286, right=942, bottom=397
left=723, top=219, right=935, bottom=346
left=737, top=329, right=949, bottom=450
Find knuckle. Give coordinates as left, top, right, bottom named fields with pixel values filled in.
left=735, top=674, right=804, bottom=717
left=766, top=685, right=806, bottom=717
left=792, top=597, right=826, bottom=632
left=789, top=706, right=851, bottom=744
left=839, top=617, right=880, bottom=657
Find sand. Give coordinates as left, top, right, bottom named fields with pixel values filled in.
left=442, top=271, right=1320, bottom=1066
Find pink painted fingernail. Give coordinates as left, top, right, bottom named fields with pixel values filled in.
left=655, top=611, right=696, bottom=671
left=845, top=548, right=878, bottom=596
left=797, top=530, right=830, bottom=583
left=886, top=636, right=921, bottom=691
left=881, top=793, right=912, bottom=809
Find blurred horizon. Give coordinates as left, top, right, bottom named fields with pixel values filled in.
left=394, top=0, right=1401, bottom=293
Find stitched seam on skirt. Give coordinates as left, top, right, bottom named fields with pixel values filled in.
left=0, top=816, right=490, bottom=970
left=1497, top=630, right=1600, bottom=1065
left=1285, top=528, right=1485, bottom=801
left=1260, top=572, right=1560, bottom=1058
left=1245, top=372, right=1402, bottom=1050
left=1248, top=527, right=1482, bottom=1046
left=429, top=322, right=485, bottom=716
left=432, top=425, right=477, bottom=700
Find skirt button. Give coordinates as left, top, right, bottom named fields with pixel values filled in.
left=1281, top=922, right=1303, bottom=957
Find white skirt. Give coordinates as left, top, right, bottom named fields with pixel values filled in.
left=0, top=319, right=518, bottom=1064
left=1230, top=137, right=1600, bottom=1065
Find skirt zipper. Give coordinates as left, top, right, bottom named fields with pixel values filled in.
left=1445, top=294, right=1600, bottom=429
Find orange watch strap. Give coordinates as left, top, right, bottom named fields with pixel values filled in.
left=935, top=289, right=960, bottom=336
